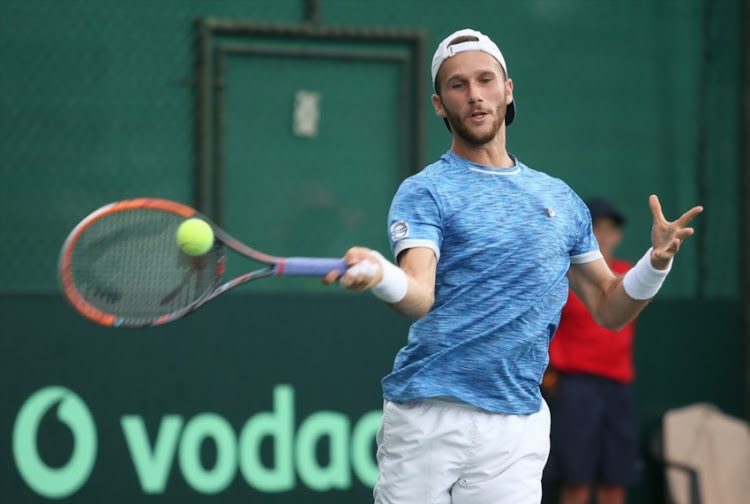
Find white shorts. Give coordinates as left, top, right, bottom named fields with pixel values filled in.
left=374, top=398, right=550, bottom=504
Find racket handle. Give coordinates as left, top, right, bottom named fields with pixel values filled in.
left=276, top=257, right=348, bottom=277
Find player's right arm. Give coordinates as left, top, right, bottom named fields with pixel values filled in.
left=326, top=172, right=441, bottom=318
left=323, top=246, right=437, bottom=319
left=386, top=247, right=437, bottom=318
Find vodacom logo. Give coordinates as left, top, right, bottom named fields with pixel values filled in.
left=12, top=384, right=380, bottom=499
left=12, top=386, right=98, bottom=499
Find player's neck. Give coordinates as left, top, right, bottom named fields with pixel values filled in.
left=450, top=128, right=513, bottom=168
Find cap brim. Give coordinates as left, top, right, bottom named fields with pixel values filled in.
left=599, top=214, right=626, bottom=226
left=505, top=101, right=515, bottom=126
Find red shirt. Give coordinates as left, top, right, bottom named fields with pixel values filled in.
left=548, top=258, right=636, bottom=383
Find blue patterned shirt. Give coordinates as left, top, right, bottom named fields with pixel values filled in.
left=382, top=151, right=601, bottom=414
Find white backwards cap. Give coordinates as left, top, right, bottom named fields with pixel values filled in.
left=431, top=28, right=515, bottom=126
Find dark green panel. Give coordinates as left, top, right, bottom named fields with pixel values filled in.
left=634, top=300, right=743, bottom=418
left=1, top=296, right=742, bottom=504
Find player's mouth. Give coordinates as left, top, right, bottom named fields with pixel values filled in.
left=469, top=110, right=489, bottom=122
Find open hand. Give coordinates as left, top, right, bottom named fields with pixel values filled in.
left=649, top=195, right=703, bottom=270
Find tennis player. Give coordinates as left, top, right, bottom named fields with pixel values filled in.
left=324, top=28, right=702, bottom=504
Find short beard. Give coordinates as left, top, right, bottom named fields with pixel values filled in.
left=444, top=101, right=506, bottom=146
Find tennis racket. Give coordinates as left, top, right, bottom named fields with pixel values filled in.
left=59, top=198, right=349, bottom=328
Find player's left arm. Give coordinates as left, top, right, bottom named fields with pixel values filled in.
left=567, top=195, right=703, bottom=331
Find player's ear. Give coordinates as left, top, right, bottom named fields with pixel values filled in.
left=432, top=93, right=447, bottom=118
left=505, top=78, right=514, bottom=105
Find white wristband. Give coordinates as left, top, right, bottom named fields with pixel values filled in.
left=622, top=247, right=672, bottom=300
left=369, top=251, right=408, bottom=304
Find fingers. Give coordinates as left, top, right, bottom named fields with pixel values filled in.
left=321, top=247, right=383, bottom=291
left=650, top=194, right=704, bottom=229
left=321, top=270, right=340, bottom=285
left=343, top=246, right=378, bottom=263
left=339, top=259, right=379, bottom=291
left=675, top=205, right=704, bottom=228
left=649, top=195, right=702, bottom=268
left=649, top=194, right=665, bottom=224
left=649, top=194, right=702, bottom=243
left=675, top=227, right=695, bottom=241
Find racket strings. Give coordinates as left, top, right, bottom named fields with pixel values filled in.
left=69, top=209, right=220, bottom=321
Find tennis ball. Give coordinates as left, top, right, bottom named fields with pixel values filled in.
left=176, top=218, right=214, bottom=256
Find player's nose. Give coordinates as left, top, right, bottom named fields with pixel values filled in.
left=467, top=83, right=482, bottom=103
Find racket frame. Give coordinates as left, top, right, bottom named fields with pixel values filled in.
left=59, top=198, right=345, bottom=328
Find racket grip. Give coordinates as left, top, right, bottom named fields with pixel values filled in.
left=277, top=257, right=348, bottom=277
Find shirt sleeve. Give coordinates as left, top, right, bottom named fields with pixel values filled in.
left=387, top=174, right=442, bottom=261
left=568, top=190, right=602, bottom=264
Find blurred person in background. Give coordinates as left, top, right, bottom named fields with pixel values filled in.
left=543, top=198, right=639, bottom=504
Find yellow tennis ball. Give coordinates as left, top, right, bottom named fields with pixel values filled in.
left=176, top=218, right=214, bottom=256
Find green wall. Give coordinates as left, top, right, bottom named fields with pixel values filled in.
left=0, top=0, right=741, bottom=297
left=0, top=1, right=743, bottom=503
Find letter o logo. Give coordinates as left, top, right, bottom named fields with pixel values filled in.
left=12, top=386, right=97, bottom=498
